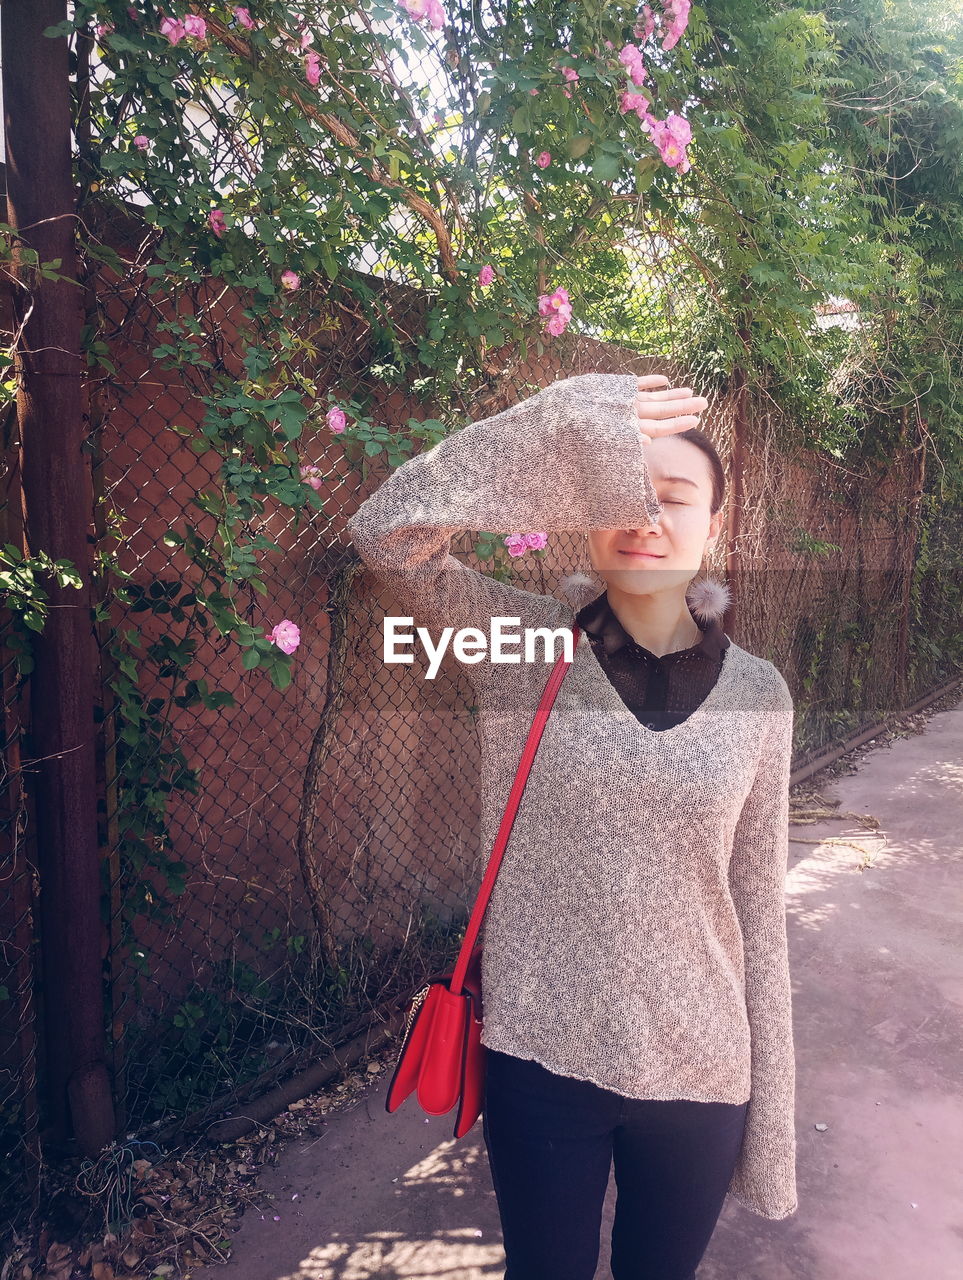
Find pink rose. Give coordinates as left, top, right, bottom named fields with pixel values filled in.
left=524, top=532, right=548, bottom=550
left=133, top=135, right=150, bottom=150
left=537, top=285, right=571, bottom=318
left=326, top=406, right=347, bottom=433
left=503, top=535, right=530, bottom=557
left=647, top=114, right=692, bottom=171
left=183, top=14, right=207, bottom=40
left=618, top=43, right=647, bottom=87
left=159, top=16, right=186, bottom=44
left=537, top=286, right=572, bottom=336
left=281, top=270, right=301, bottom=291
left=399, top=0, right=445, bottom=29
left=300, top=464, right=325, bottom=492
left=208, top=209, right=228, bottom=237
left=233, top=7, right=255, bottom=29
left=661, top=0, right=691, bottom=51
left=634, top=5, right=657, bottom=41
left=536, top=151, right=552, bottom=169
left=619, top=89, right=652, bottom=122
left=266, top=620, right=301, bottom=655
left=663, top=112, right=692, bottom=146
left=478, top=264, right=495, bottom=286
left=304, top=51, right=322, bottom=86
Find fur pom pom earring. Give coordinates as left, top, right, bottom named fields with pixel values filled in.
left=559, top=569, right=604, bottom=609
left=557, top=532, right=607, bottom=610
left=685, top=576, right=732, bottom=623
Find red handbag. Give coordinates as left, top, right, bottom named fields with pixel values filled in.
left=385, top=627, right=581, bottom=1137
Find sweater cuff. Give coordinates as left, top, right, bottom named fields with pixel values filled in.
left=545, top=373, right=665, bottom=530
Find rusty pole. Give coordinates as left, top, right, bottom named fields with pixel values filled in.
left=2, top=0, right=114, bottom=1152
left=724, top=328, right=751, bottom=641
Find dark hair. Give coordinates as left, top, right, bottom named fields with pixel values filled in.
left=675, top=427, right=726, bottom=514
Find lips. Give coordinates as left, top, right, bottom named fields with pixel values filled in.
left=619, top=549, right=665, bottom=559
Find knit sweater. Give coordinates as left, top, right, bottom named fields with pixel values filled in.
left=346, top=372, right=798, bottom=1221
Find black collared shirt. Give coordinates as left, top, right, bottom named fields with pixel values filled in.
left=574, top=590, right=731, bottom=731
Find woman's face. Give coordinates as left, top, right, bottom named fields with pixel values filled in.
left=587, top=436, right=724, bottom=595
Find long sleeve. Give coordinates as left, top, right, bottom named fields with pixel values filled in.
left=345, top=373, right=664, bottom=665
left=726, top=675, right=798, bottom=1219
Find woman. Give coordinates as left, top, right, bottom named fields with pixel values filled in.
left=346, top=372, right=797, bottom=1280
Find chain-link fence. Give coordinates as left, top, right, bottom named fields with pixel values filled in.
left=3, top=0, right=963, bottom=1252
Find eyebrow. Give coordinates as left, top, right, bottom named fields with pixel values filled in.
left=657, top=475, right=701, bottom=490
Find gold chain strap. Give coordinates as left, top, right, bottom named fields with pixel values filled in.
left=400, top=983, right=431, bottom=1047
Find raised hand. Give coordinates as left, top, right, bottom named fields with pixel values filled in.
left=635, top=374, right=709, bottom=445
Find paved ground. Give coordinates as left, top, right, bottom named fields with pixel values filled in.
left=198, top=696, right=963, bottom=1280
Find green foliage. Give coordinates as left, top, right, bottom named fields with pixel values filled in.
left=0, top=545, right=85, bottom=675
left=123, top=910, right=456, bottom=1127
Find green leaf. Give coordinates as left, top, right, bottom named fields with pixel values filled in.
left=104, top=33, right=144, bottom=53
left=510, top=104, right=533, bottom=135
left=635, top=157, right=660, bottom=192
left=591, top=151, right=622, bottom=181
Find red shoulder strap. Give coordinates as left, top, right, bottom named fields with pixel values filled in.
left=448, top=626, right=581, bottom=994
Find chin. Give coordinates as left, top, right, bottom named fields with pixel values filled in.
left=602, top=566, right=690, bottom=592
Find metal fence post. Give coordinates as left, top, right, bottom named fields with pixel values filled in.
left=2, top=0, right=114, bottom=1154
left=724, top=337, right=750, bottom=640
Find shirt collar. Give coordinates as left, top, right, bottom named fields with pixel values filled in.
left=575, top=589, right=730, bottom=661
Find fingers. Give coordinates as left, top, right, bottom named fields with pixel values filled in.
left=635, top=376, right=708, bottom=440
left=637, top=417, right=701, bottom=444
left=637, top=377, right=701, bottom=398
left=636, top=396, right=708, bottom=420
left=642, top=386, right=695, bottom=399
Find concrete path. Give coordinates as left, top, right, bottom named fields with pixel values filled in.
left=198, top=695, right=963, bottom=1280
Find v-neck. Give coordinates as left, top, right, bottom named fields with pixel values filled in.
left=574, top=623, right=740, bottom=738
left=576, top=588, right=729, bottom=664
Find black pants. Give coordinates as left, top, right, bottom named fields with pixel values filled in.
left=482, top=1048, right=749, bottom=1280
